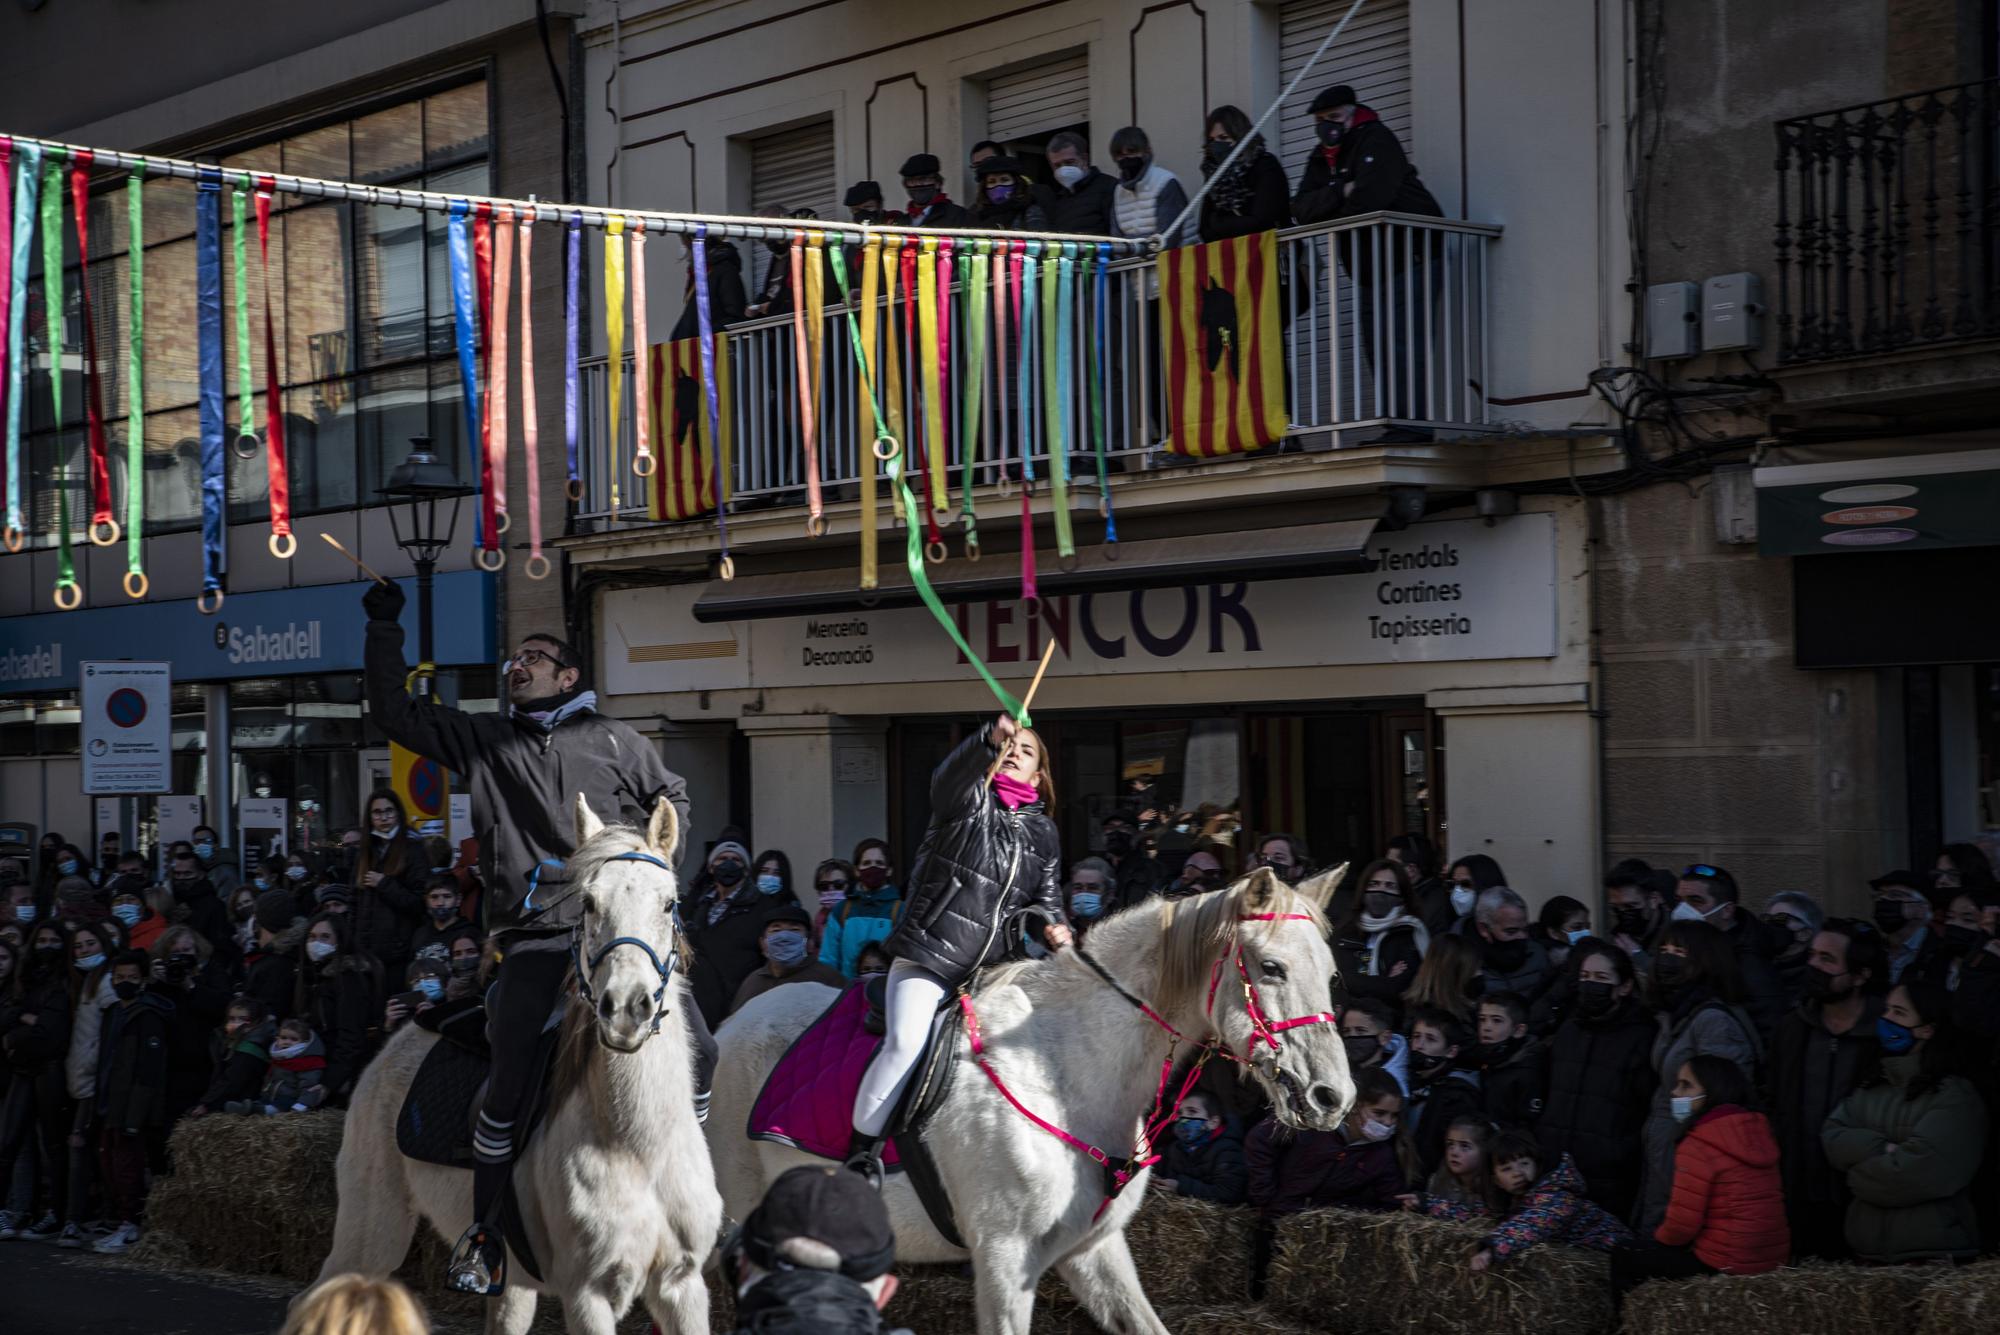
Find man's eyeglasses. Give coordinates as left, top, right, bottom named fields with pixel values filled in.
left=513, top=647, right=571, bottom=671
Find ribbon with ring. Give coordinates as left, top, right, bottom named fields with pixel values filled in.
left=628, top=218, right=654, bottom=486
left=788, top=229, right=827, bottom=536
left=854, top=231, right=883, bottom=589
left=1044, top=241, right=1077, bottom=564
left=1, top=138, right=28, bottom=555
left=253, top=177, right=294, bottom=558
left=690, top=224, right=732, bottom=578
left=193, top=169, right=227, bottom=615
left=69, top=151, right=118, bottom=551
left=956, top=239, right=992, bottom=562
left=445, top=201, right=483, bottom=546
left=1090, top=242, right=1117, bottom=545
left=123, top=165, right=147, bottom=597
left=563, top=213, right=582, bottom=501
left=483, top=203, right=513, bottom=560
left=473, top=203, right=501, bottom=560
left=41, top=151, right=83, bottom=608
left=603, top=213, right=625, bottom=518
left=518, top=210, right=549, bottom=580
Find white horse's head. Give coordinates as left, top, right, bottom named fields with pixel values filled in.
left=568, top=793, right=682, bottom=1053
left=1164, top=864, right=1353, bottom=1133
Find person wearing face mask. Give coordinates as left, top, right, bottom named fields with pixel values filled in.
left=383, top=957, right=453, bottom=1036
left=1333, top=860, right=1430, bottom=1008
left=292, top=912, right=376, bottom=1110
left=163, top=850, right=238, bottom=970
left=105, top=885, right=164, bottom=955
left=731, top=905, right=846, bottom=1017
left=348, top=788, right=426, bottom=979
left=1935, top=841, right=1999, bottom=898
left=1537, top=945, right=1657, bottom=1219
left=1767, top=919, right=1888, bottom=1260
left=687, top=840, right=780, bottom=1027
left=0, top=920, right=77, bottom=1243
left=192, top=996, right=276, bottom=1119
left=147, top=926, right=232, bottom=1128
left=5, top=881, right=39, bottom=932
left=1605, top=861, right=1673, bottom=973
left=1404, top=1007, right=1484, bottom=1179
left=243, top=889, right=308, bottom=1023
left=58, top=921, right=117, bottom=1247
left=751, top=850, right=794, bottom=905
left=87, top=950, right=175, bottom=1254
left=1823, top=981, right=1988, bottom=1263
left=34, top=831, right=67, bottom=905
left=895, top=153, right=972, bottom=230
left=1760, top=889, right=1825, bottom=1004
left=1442, top=854, right=1506, bottom=936
left=818, top=841, right=905, bottom=979
left=1469, top=886, right=1552, bottom=1002
left=1150, top=1090, right=1247, bottom=1205
left=1196, top=105, right=1289, bottom=242
left=280, top=852, right=322, bottom=918
left=1061, top=857, right=1114, bottom=945
left=1635, top=922, right=1762, bottom=1234
left=53, top=843, right=99, bottom=892
left=1248, top=1068, right=1416, bottom=1216
left=188, top=825, right=241, bottom=905
left=808, top=859, right=855, bottom=956
left=1107, top=125, right=1191, bottom=249
left=971, top=155, right=1050, bottom=231
left=1867, top=870, right=1952, bottom=988
left=839, top=180, right=906, bottom=230
left=407, top=875, right=474, bottom=966
left=1671, top=864, right=1785, bottom=1041
left=1946, top=888, right=2000, bottom=1036
left=1530, top=897, right=1591, bottom=975
left=1040, top=131, right=1115, bottom=235
left=668, top=233, right=748, bottom=341
left=1339, top=997, right=1410, bottom=1097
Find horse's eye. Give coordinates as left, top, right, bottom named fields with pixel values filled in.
left=1262, top=960, right=1287, bottom=981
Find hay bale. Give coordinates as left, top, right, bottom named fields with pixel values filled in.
left=1267, top=1207, right=1610, bottom=1335
left=1916, top=1260, right=2000, bottom=1335
left=1124, top=1193, right=1261, bottom=1305
left=1161, top=1303, right=1324, bottom=1334
left=143, top=1109, right=349, bottom=1284
left=1621, top=1261, right=1936, bottom=1335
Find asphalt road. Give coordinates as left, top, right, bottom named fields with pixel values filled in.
left=0, top=1240, right=295, bottom=1334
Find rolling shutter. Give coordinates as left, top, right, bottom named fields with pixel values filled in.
left=1277, top=0, right=1412, bottom=170
left=747, top=119, right=838, bottom=295
left=986, top=51, right=1090, bottom=142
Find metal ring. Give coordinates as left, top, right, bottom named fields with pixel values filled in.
left=1098, top=495, right=1112, bottom=520
left=632, top=452, right=657, bottom=478
left=474, top=547, right=507, bottom=571
left=523, top=552, right=552, bottom=581
left=718, top=554, right=736, bottom=582
left=1058, top=552, right=1080, bottom=573
left=233, top=432, right=261, bottom=460
left=123, top=570, right=149, bottom=599
left=53, top=581, right=83, bottom=611
left=964, top=533, right=982, bottom=563
left=857, top=586, right=881, bottom=608
left=566, top=479, right=583, bottom=501
left=1023, top=595, right=1042, bottom=620
left=268, top=530, right=297, bottom=559
left=872, top=434, right=901, bottom=461
left=805, top=513, right=830, bottom=539
left=997, top=478, right=1015, bottom=500
left=1, top=526, right=20, bottom=554
left=924, top=539, right=948, bottom=565
left=197, top=587, right=226, bottom=616
left=89, top=518, right=121, bottom=547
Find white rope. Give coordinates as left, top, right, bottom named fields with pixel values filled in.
left=1, top=131, right=1149, bottom=255
left=1155, top=0, right=1369, bottom=249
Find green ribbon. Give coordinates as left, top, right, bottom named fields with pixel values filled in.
left=827, top=240, right=1027, bottom=724
left=231, top=181, right=252, bottom=444
left=957, top=241, right=990, bottom=532
left=1046, top=242, right=1076, bottom=559
left=40, top=155, right=73, bottom=592
left=126, top=170, right=144, bottom=580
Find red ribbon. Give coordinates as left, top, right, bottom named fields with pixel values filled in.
left=472, top=203, right=498, bottom=547
left=936, top=237, right=955, bottom=510
left=253, top=179, right=290, bottom=545
left=69, top=152, right=112, bottom=535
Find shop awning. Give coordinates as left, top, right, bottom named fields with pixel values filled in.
left=689, top=518, right=1382, bottom=622
left=1754, top=448, right=2000, bottom=556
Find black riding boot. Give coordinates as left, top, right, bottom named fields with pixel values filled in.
left=843, top=1129, right=886, bottom=1190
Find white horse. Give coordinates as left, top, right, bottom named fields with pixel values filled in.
left=709, top=865, right=1353, bottom=1335
left=317, top=795, right=721, bottom=1335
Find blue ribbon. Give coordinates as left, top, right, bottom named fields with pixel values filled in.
left=195, top=174, right=226, bottom=598
left=1093, top=243, right=1116, bottom=543
left=4, top=141, right=41, bottom=538
left=564, top=214, right=581, bottom=492
left=1017, top=242, right=1039, bottom=482
left=447, top=202, right=483, bottom=546
left=692, top=224, right=730, bottom=558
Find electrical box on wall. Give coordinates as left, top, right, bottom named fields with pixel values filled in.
left=1645, top=281, right=1700, bottom=359
left=1702, top=272, right=1763, bottom=352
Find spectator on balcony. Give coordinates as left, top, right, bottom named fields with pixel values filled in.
left=745, top=207, right=809, bottom=321
left=972, top=156, right=1050, bottom=232
left=1197, top=105, right=1289, bottom=242
left=1292, top=84, right=1442, bottom=226
left=669, top=236, right=748, bottom=341
left=1041, top=131, right=1116, bottom=236
left=899, top=153, right=973, bottom=230
left=842, top=180, right=905, bottom=228
left=1108, top=126, right=1191, bottom=249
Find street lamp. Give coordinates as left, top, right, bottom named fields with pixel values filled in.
left=378, top=436, right=476, bottom=695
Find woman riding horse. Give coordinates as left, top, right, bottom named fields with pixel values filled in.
left=845, top=714, right=1072, bottom=1182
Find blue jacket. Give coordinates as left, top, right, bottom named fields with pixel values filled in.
left=818, top=886, right=905, bottom=977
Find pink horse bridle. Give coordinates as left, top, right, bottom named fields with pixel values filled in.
left=958, top=911, right=1338, bottom=1219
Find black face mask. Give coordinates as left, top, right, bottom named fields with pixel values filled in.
left=1652, top=953, right=1690, bottom=997
left=1103, top=830, right=1135, bottom=856
left=711, top=862, right=746, bottom=888
left=1342, top=1033, right=1380, bottom=1066
left=1574, top=979, right=1618, bottom=1017
left=32, top=944, right=62, bottom=962
left=113, top=980, right=141, bottom=1001
left=850, top=210, right=885, bottom=225
left=1483, top=937, right=1529, bottom=974
left=1612, top=906, right=1651, bottom=938
left=1204, top=138, right=1235, bottom=163
left=1475, top=1036, right=1520, bottom=1066
left=450, top=957, right=479, bottom=977
left=1872, top=900, right=1914, bottom=934
left=1316, top=119, right=1346, bottom=147
left=1409, top=1049, right=1449, bottom=1079
left=1116, top=155, right=1148, bottom=182
left=1804, top=966, right=1852, bottom=1002
left=1944, top=923, right=1987, bottom=953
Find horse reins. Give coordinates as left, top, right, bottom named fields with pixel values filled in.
left=568, top=849, right=682, bottom=1037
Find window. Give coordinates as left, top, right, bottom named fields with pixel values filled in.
left=1276, top=0, right=1413, bottom=171
left=18, top=79, right=489, bottom=547
left=746, top=120, right=838, bottom=294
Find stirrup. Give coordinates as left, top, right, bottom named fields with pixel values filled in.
left=445, top=1221, right=508, bottom=1295
left=842, top=1134, right=885, bottom=1191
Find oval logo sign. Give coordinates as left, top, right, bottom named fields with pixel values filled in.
left=1821, top=528, right=1918, bottom=546
left=1822, top=505, right=1918, bottom=525
left=1819, top=482, right=1918, bottom=504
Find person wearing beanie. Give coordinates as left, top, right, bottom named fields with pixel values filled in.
left=725, top=1166, right=902, bottom=1335
left=897, top=152, right=972, bottom=229
left=730, top=902, right=846, bottom=1017
left=687, top=839, right=783, bottom=1028
left=244, top=888, right=308, bottom=1022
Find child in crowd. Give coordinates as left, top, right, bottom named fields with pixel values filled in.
left=193, top=995, right=277, bottom=1116
left=444, top=931, right=486, bottom=1002
left=229, top=1018, right=327, bottom=1115
left=855, top=944, right=891, bottom=979
left=92, top=950, right=172, bottom=1254
left=1470, top=1130, right=1633, bottom=1270
left=1417, top=1114, right=1502, bottom=1221
left=1474, top=991, right=1548, bottom=1127
left=1154, top=1091, right=1247, bottom=1205
left=1406, top=1006, right=1483, bottom=1176
left=1248, top=1069, right=1415, bottom=1215
left=384, top=957, right=451, bottom=1035
left=1340, top=998, right=1410, bottom=1096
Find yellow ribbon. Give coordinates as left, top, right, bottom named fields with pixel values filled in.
left=604, top=216, right=626, bottom=513
left=917, top=236, right=948, bottom=515
left=857, top=235, right=883, bottom=588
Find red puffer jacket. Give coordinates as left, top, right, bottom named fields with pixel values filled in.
left=1655, top=1104, right=1790, bottom=1273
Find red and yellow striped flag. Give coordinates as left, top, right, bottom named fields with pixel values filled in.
left=1160, top=233, right=1289, bottom=457
left=646, top=337, right=733, bottom=520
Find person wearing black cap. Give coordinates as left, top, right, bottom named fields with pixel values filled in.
left=843, top=181, right=905, bottom=227
left=730, top=900, right=849, bottom=1017
left=898, top=153, right=972, bottom=229
left=725, top=1166, right=905, bottom=1335
left=971, top=154, right=1048, bottom=231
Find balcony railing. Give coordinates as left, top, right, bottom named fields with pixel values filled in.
left=1775, top=77, right=2000, bottom=363
left=574, top=212, right=1498, bottom=525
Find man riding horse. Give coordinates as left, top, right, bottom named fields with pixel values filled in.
left=361, top=580, right=709, bottom=1294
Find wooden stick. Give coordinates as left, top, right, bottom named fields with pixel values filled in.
left=320, top=532, right=391, bottom=586
left=986, top=638, right=1059, bottom=782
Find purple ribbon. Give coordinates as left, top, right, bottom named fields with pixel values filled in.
left=195, top=172, right=226, bottom=598
left=693, top=224, right=729, bottom=556
left=564, top=214, right=580, bottom=492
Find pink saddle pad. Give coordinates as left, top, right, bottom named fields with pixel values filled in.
left=747, top=980, right=901, bottom=1168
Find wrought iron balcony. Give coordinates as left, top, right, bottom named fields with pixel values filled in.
left=1775, top=77, right=2000, bottom=363
left=572, top=212, right=1498, bottom=526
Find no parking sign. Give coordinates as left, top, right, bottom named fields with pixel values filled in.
left=81, top=661, right=171, bottom=794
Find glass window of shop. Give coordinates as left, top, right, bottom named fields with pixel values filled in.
left=18, top=79, right=490, bottom=545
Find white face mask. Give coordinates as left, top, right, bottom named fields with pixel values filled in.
left=1670, top=1094, right=1701, bottom=1123
left=1054, top=163, right=1087, bottom=188
left=1359, top=1116, right=1396, bottom=1142
left=1672, top=900, right=1718, bottom=924
left=1450, top=885, right=1476, bottom=917
left=271, top=1039, right=309, bottom=1060
left=306, top=939, right=336, bottom=962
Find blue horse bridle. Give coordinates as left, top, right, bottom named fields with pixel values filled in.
left=569, top=849, right=682, bottom=1037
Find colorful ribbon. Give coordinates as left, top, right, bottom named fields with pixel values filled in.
left=877, top=238, right=907, bottom=492
left=473, top=204, right=498, bottom=548
left=788, top=232, right=826, bottom=530
left=899, top=239, right=942, bottom=557
left=827, top=240, right=1026, bottom=723
left=691, top=224, right=731, bottom=571
left=446, top=203, right=482, bottom=539
left=0, top=136, right=10, bottom=548
left=42, top=155, right=78, bottom=604
left=604, top=215, right=625, bottom=515
left=5, top=141, right=40, bottom=550
left=254, top=180, right=292, bottom=557
left=628, top=222, right=650, bottom=483
left=194, top=173, right=226, bottom=611
left=917, top=237, right=948, bottom=516
left=992, top=241, right=1014, bottom=496
left=70, top=152, right=115, bottom=548
left=1016, top=241, right=1040, bottom=605
left=855, top=233, right=882, bottom=588
left=957, top=241, right=991, bottom=552
left=1046, top=242, right=1076, bottom=560
left=1091, top=243, right=1117, bottom=543
left=124, top=168, right=145, bottom=595
left=231, top=181, right=254, bottom=453
left=487, top=205, right=513, bottom=543
left=518, top=213, right=547, bottom=577
left=564, top=215, right=581, bottom=498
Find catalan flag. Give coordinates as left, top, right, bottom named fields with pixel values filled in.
left=1160, top=233, right=1289, bottom=457
left=646, top=337, right=732, bottom=521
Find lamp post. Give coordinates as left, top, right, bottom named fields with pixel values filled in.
left=378, top=437, right=476, bottom=698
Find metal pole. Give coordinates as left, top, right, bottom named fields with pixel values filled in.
left=203, top=683, right=232, bottom=850
left=415, top=555, right=437, bottom=699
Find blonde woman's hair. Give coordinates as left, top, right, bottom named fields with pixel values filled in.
left=282, top=1273, right=429, bottom=1335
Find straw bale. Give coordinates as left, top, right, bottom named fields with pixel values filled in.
left=1914, top=1259, right=2000, bottom=1335
left=1621, top=1260, right=1937, bottom=1335
left=1124, top=1193, right=1261, bottom=1305
left=1267, top=1206, right=1610, bottom=1335
left=1160, top=1303, right=1325, bottom=1334
left=882, top=1264, right=1099, bottom=1334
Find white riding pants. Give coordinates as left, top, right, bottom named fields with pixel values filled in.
left=851, top=959, right=949, bottom=1137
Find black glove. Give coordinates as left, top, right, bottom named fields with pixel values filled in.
left=362, top=579, right=407, bottom=623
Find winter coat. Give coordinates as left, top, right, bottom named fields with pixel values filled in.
left=686, top=888, right=786, bottom=1028
left=199, top=1018, right=275, bottom=1109
left=1823, top=1054, right=1989, bottom=1262
left=172, top=878, right=237, bottom=967
left=365, top=616, right=690, bottom=933
left=258, top=1032, right=330, bottom=1110
left=904, top=196, right=974, bottom=230
left=300, top=955, right=376, bottom=1101
left=243, top=919, right=307, bottom=1022
left=884, top=731, right=1065, bottom=988
left=1292, top=115, right=1442, bottom=226
left=64, top=971, right=118, bottom=1101
left=1769, top=995, right=1883, bottom=1229
left=0, top=963, right=73, bottom=1076
left=1637, top=990, right=1762, bottom=1232
left=94, top=992, right=173, bottom=1133
left=1110, top=163, right=1191, bottom=249
left=973, top=197, right=1050, bottom=232
left=818, top=887, right=904, bottom=978
left=160, top=961, right=232, bottom=1121
left=1334, top=917, right=1427, bottom=1008
left=1043, top=167, right=1117, bottom=235
left=350, top=833, right=426, bottom=972
left=124, top=910, right=167, bottom=954
left=1160, top=1123, right=1248, bottom=1205
left=1198, top=151, right=1291, bottom=242
left=1722, top=916, right=1788, bottom=1041
left=669, top=239, right=750, bottom=340
left=1479, top=937, right=1555, bottom=1002
left=1479, top=1036, right=1549, bottom=1129
left=1484, top=1154, right=1633, bottom=1261
left=1422, top=1192, right=1493, bottom=1223
left=1407, top=1062, right=1483, bottom=1179
left=1246, top=1118, right=1407, bottom=1215
left=409, top=917, right=478, bottom=967
left=1655, top=1105, right=1789, bottom=1273
left=1537, top=996, right=1657, bottom=1219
